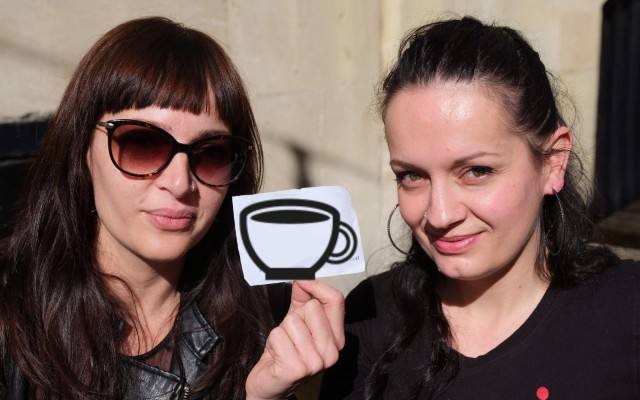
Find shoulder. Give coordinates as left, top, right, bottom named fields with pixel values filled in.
left=589, top=259, right=640, bottom=290
left=554, top=260, right=640, bottom=320
left=595, top=259, right=640, bottom=302
left=342, top=267, right=406, bottom=356
left=318, top=269, right=402, bottom=399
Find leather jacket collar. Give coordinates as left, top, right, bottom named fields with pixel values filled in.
left=4, top=302, right=219, bottom=400
left=122, top=301, right=220, bottom=399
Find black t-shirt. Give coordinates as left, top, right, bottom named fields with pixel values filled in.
left=320, top=261, right=640, bottom=399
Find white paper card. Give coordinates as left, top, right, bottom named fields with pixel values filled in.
left=232, top=186, right=365, bottom=286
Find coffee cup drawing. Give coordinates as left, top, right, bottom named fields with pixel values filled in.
left=239, top=198, right=358, bottom=280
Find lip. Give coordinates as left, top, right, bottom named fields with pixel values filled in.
left=431, top=233, right=481, bottom=254
left=146, top=208, right=196, bottom=231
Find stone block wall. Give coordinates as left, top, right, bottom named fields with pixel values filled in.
left=0, top=0, right=605, bottom=294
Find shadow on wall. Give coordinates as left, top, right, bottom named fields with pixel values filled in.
left=263, top=132, right=376, bottom=189
left=284, top=140, right=312, bottom=189
left=0, top=114, right=49, bottom=238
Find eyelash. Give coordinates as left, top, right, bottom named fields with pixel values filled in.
left=464, top=166, right=495, bottom=178
left=394, top=166, right=496, bottom=188
left=394, top=171, right=424, bottom=188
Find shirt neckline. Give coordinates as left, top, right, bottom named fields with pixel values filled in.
left=456, top=284, right=558, bottom=369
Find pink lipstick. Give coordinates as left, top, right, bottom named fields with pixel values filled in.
left=432, top=233, right=480, bottom=254
left=146, top=208, right=195, bottom=231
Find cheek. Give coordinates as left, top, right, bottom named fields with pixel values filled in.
left=88, top=140, right=114, bottom=196
left=89, top=151, right=134, bottom=217
left=397, top=192, right=428, bottom=228
left=481, top=181, right=540, bottom=225
left=92, top=174, right=134, bottom=221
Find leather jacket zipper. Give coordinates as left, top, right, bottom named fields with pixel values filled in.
left=182, top=383, right=191, bottom=399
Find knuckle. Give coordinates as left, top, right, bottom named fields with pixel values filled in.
left=308, top=353, right=325, bottom=373
left=336, top=293, right=346, bottom=308
left=281, top=312, right=302, bottom=329
left=327, top=288, right=345, bottom=304
left=305, top=298, right=323, bottom=312
left=324, top=346, right=340, bottom=367
left=336, top=335, right=346, bottom=350
left=266, top=326, right=286, bottom=344
left=290, top=359, right=309, bottom=377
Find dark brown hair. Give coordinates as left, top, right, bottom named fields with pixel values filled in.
left=0, top=17, right=271, bottom=399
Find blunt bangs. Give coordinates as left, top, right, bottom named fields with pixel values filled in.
left=83, top=18, right=251, bottom=136
left=96, top=28, right=217, bottom=116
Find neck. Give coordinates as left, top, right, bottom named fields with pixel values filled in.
left=98, top=252, right=184, bottom=355
left=115, top=278, right=182, bottom=356
left=440, top=264, right=548, bottom=317
left=438, top=244, right=549, bottom=358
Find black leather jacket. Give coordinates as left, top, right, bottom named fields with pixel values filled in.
left=4, top=302, right=218, bottom=400
left=2, top=283, right=291, bottom=399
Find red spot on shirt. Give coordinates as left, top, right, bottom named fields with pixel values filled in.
left=536, top=386, right=549, bottom=400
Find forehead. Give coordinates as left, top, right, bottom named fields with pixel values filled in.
left=384, top=83, right=524, bottom=159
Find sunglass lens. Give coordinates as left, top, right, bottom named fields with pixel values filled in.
left=111, top=125, right=172, bottom=175
left=191, top=137, right=239, bottom=185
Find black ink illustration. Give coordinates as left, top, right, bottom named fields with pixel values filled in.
left=239, top=199, right=357, bottom=279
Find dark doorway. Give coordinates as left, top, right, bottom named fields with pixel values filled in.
left=595, top=0, right=640, bottom=217
left=595, top=0, right=640, bottom=249
left=0, top=115, right=48, bottom=238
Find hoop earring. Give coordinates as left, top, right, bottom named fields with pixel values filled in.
left=554, top=190, right=566, bottom=226
left=387, top=203, right=410, bottom=255
left=548, top=189, right=566, bottom=256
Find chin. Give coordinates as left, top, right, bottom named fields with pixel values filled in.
left=436, top=260, right=488, bottom=280
left=141, top=245, right=190, bottom=265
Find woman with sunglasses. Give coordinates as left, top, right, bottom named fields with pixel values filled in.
left=320, top=16, right=639, bottom=399
left=0, top=17, right=344, bottom=399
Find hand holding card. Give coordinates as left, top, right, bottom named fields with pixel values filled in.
left=245, top=280, right=345, bottom=400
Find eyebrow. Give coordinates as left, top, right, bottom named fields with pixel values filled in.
left=389, top=159, right=420, bottom=170
left=389, top=151, right=500, bottom=170
left=194, top=129, right=232, bottom=139
left=450, top=151, right=500, bottom=167
left=146, top=119, right=231, bottom=139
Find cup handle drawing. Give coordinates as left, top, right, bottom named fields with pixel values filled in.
left=327, top=221, right=358, bottom=264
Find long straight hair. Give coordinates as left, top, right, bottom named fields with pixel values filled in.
left=0, top=17, right=272, bottom=399
left=366, top=16, right=620, bottom=399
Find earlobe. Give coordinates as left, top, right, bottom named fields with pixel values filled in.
left=543, top=126, right=572, bottom=195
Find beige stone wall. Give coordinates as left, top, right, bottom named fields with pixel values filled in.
left=0, top=0, right=606, bottom=294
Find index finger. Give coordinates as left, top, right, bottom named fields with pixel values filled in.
left=290, top=280, right=345, bottom=348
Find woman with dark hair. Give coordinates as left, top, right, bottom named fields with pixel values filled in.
left=0, top=17, right=344, bottom=399
left=320, top=16, right=638, bottom=399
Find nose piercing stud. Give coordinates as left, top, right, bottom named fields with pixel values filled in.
left=423, top=209, right=430, bottom=220
left=190, top=182, right=197, bottom=192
